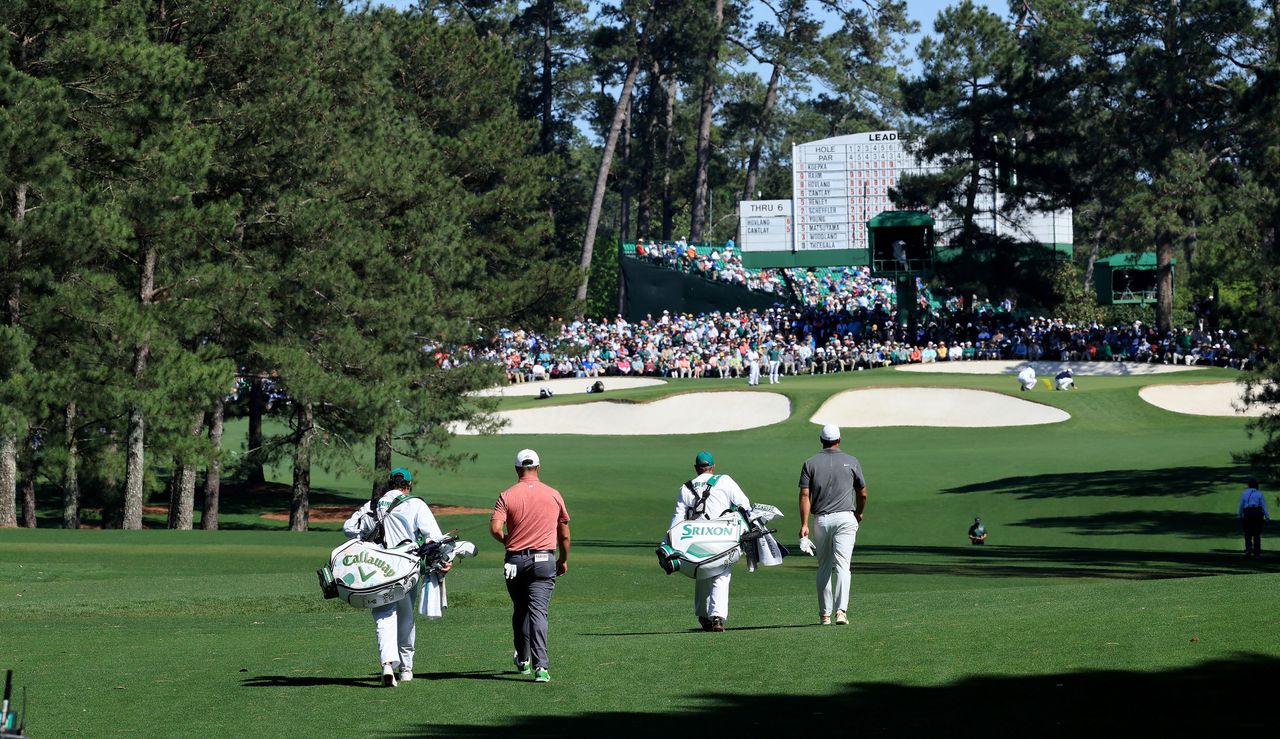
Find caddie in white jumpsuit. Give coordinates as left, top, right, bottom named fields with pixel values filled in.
left=669, top=451, right=751, bottom=632
left=798, top=425, right=867, bottom=625
left=1017, top=365, right=1037, bottom=391
left=343, top=467, right=448, bottom=687
left=747, top=346, right=762, bottom=386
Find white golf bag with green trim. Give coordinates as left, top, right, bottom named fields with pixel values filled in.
left=318, top=531, right=478, bottom=609
left=324, top=538, right=422, bottom=608
left=656, top=504, right=785, bottom=579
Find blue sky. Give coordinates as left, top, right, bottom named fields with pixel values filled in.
left=374, top=1, right=1006, bottom=55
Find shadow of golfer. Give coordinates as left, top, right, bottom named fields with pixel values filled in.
left=582, top=623, right=819, bottom=637
left=241, top=675, right=383, bottom=689
left=416, top=670, right=523, bottom=682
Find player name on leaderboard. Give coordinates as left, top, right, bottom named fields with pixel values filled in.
left=739, top=200, right=792, bottom=253
left=793, top=131, right=905, bottom=252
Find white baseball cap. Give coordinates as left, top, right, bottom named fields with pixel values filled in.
left=515, top=449, right=541, bottom=468
left=820, top=424, right=841, bottom=442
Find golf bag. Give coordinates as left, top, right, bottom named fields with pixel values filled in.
left=656, top=504, right=785, bottom=579
left=1, top=670, right=28, bottom=739
left=321, top=538, right=423, bottom=608
left=317, top=531, right=477, bottom=609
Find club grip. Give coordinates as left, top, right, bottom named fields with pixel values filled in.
left=4, top=669, right=12, bottom=702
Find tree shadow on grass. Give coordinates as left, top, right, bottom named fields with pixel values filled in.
left=241, top=675, right=382, bottom=689
left=1010, top=510, right=1241, bottom=538
left=395, top=654, right=1278, bottom=738
left=942, top=465, right=1248, bottom=499
left=853, top=544, right=1280, bottom=579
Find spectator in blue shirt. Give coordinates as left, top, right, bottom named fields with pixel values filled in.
left=1238, top=478, right=1270, bottom=558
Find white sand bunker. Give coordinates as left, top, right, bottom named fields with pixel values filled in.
left=1139, top=382, right=1276, bottom=417
left=459, top=391, right=790, bottom=435
left=896, top=360, right=1201, bottom=376
left=812, top=387, right=1070, bottom=428
left=474, top=376, right=667, bottom=398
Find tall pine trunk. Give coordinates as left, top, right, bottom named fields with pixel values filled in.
left=688, top=0, right=724, bottom=243
left=123, top=400, right=147, bottom=528
left=0, top=433, right=15, bottom=527
left=743, top=61, right=783, bottom=201
left=576, top=3, right=655, bottom=306
left=619, top=98, right=633, bottom=242
left=289, top=402, right=313, bottom=532
left=1155, top=25, right=1178, bottom=334
left=371, top=429, right=393, bottom=502
left=636, top=64, right=661, bottom=237
left=661, top=75, right=677, bottom=241
left=123, top=247, right=157, bottom=530
left=63, top=402, right=80, bottom=529
left=168, top=411, right=205, bottom=530
left=19, top=428, right=36, bottom=526
left=20, top=467, right=35, bottom=528
left=1081, top=221, right=1106, bottom=292
left=1, top=183, right=27, bottom=528
left=202, top=395, right=224, bottom=530
left=246, top=375, right=266, bottom=485
left=1156, top=231, right=1174, bottom=333
left=538, top=0, right=555, bottom=154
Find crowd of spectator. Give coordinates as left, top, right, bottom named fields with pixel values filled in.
left=632, top=238, right=899, bottom=312
left=475, top=306, right=1267, bottom=384
left=471, top=239, right=1266, bottom=382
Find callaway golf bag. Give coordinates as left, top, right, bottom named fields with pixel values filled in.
left=318, top=532, right=476, bottom=608
left=656, top=504, right=786, bottom=578
left=1, top=670, right=28, bottom=739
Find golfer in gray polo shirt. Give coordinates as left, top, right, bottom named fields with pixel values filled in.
left=798, top=424, right=867, bottom=625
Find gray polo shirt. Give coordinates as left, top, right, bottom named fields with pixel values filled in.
left=798, top=448, right=866, bottom=516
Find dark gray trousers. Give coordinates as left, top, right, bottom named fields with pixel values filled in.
left=505, top=551, right=557, bottom=669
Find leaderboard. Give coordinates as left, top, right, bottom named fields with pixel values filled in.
left=793, top=131, right=913, bottom=252
left=738, top=199, right=792, bottom=254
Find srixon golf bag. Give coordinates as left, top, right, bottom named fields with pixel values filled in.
left=656, top=504, right=786, bottom=579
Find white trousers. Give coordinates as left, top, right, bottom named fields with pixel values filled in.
left=768, top=360, right=780, bottom=383
left=372, top=591, right=416, bottom=669
left=694, top=570, right=732, bottom=620
left=1056, top=377, right=1074, bottom=390
left=814, top=511, right=859, bottom=615
left=1020, top=377, right=1037, bottom=391
left=748, top=362, right=761, bottom=385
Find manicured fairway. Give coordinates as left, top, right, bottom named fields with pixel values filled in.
left=3, top=368, right=1277, bottom=736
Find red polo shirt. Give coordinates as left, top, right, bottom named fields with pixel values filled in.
left=493, top=479, right=570, bottom=552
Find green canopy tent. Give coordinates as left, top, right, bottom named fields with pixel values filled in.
left=1095, top=252, right=1169, bottom=305
left=867, top=210, right=935, bottom=276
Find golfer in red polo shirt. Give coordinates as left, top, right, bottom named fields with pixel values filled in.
left=490, top=449, right=571, bottom=683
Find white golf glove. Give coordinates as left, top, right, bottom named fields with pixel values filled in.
left=798, top=536, right=816, bottom=556
left=503, top=562, right=518, bottom=580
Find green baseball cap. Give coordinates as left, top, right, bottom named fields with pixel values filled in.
left=389, top=467, right=413, bottom=483
left=695, top=451, right=714, bottom=467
